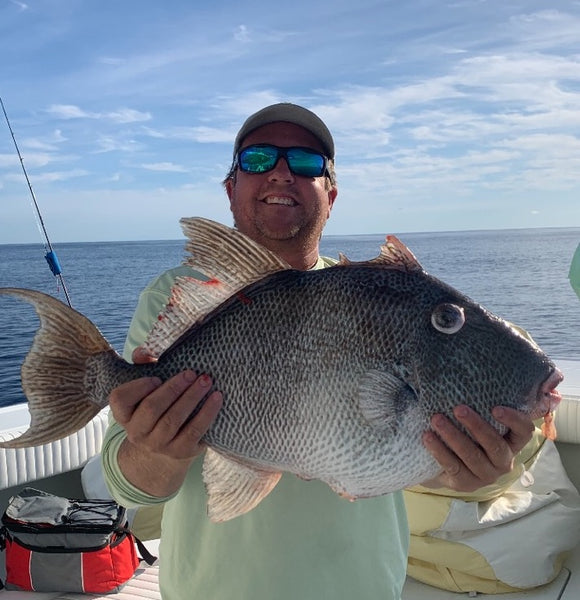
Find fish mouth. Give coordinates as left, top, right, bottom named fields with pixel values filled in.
left=528, top=367, right=563, bottom=419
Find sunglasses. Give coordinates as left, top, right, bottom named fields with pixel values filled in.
left=236, top=144, right=329, bottom=178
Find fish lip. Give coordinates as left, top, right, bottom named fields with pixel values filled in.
left=529, top=367, right=564, bottom=418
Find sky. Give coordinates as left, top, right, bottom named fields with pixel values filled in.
left=1, top=0, right=579, bottom=243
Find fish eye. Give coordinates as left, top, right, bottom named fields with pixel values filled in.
left=431, top=303, right=465, bottom=334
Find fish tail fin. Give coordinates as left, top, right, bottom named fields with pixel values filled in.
left=0, top=288, right=116, bottom=448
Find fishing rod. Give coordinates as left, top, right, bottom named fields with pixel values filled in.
left=1, top=96, right=72, bottom=307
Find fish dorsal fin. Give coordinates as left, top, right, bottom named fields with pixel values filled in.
left=357, top=370, right=416, bottom=432
left=203, top=448, right=282, bottom=523
left=180, top=217, right=291, bottom=285
left=374, top=235, right=423, bottom=271
left=337, top=252, right=351, bottom=266
left=371, top=235, right=423, bottom=272
left=142, top=218, right=291, bottom=358
left=336, top=235, right=422, bottom=272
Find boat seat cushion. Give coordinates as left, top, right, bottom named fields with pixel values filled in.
left=554, top=391, right=580, bottom=444
left=0, top=410, right=109, bottom=491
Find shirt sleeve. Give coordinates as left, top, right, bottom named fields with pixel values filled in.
left=569, top=243, right=580, bottom=301
left=102, top=266, right=207, bottom=507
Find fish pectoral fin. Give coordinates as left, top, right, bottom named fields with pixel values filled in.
left=202, top=448, right=281, bottom=523
left=357, top=370, right=415, bottom=431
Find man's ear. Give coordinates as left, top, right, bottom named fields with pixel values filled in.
left=327, top=187, right=338, bottom=217
left=225, top=178, right=234, bottom=205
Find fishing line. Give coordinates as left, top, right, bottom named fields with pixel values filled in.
left=1, top=96, right=72, bottom=307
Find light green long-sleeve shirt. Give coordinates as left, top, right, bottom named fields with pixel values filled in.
left=570, top=243, right=580, bottom=301
left=101, top=260, right=409, bottom=600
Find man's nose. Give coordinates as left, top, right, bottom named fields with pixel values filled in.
left=267, top=158, right=295, bottom=183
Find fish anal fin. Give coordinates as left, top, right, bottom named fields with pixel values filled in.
left=203, top=448, right=281, bottom=523
left=357, top=370, right=415, bottom=432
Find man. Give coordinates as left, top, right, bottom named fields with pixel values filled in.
left=101, top=103, right=535, bottom=599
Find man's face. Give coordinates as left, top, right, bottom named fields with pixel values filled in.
left=226, top=122, right=337, bottom=251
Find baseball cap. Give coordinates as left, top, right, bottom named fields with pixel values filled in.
left=233, top=103, right=335, bottom=159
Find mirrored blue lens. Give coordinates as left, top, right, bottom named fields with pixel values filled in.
left=238, top=145, right=326, bottom=177
left=286, top=148, right=325, bottom=176
left=239, top=145, right=278, bottom=173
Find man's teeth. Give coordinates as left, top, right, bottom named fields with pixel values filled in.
left=264, top=196, right=295, bottom=206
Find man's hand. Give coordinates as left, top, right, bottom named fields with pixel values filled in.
left=108, top=347, right=223, bottom=497
left=110, top=370, right=223, bottom=461
left=421, top=405, right=535, bottom=492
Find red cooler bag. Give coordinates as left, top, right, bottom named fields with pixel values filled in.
left=0, top=487, right=154, bottom=593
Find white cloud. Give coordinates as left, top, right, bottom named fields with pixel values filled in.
left=141, top=162, right=189, bottom=173
left=0, top=154, right=20, bottom=168
left=6, top=169, right=88, bottom=183
left=234, top=25, right=250, bottom=43
left=0, top=152, right=54, bottom=169
left=9, top=0, right=28, bottom=11
left=47, top=105, right=89, bottom=119
left=508, top=9, right=580, bottom=50
left=94, top=136, right=144, bottom=154
left=141, top=125, right=234, bottom=143
left=19, top=129, right=67, bottom=152
left=97, top=57, right=125, bottom=66
left=107, top=109, right=152, bottom=124
left=46, top=104, right=151, bottom=123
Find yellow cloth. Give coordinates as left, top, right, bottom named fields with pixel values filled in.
left=405, top=429, right=580, bottom=593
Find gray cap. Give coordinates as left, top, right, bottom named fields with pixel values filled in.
left=233, top=103, right=335, bottom=159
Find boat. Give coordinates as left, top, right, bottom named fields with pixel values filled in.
left=1, top=359, right=579, bottom=599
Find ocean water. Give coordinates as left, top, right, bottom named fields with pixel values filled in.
left=0, top=227, right=579, bottom=408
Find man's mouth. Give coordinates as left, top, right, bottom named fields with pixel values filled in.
left=261, top=196, right=297, bottom=206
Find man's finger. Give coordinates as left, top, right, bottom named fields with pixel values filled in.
left=131, top=370, right=201, bottom=439
left=175, top=391, right=224, bottom=450
left=451, top=406, right=512, bottom=472
left=492, top=406, right=536, bottom=453
left=109, top=376, right=162, bottom=424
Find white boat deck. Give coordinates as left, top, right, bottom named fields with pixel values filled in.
left=403, top=551, right=579, bottom=599
left=404, top=551, right=579, bottom=600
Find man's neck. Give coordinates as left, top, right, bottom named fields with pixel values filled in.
left=273, top=246, right=320, bottom=271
